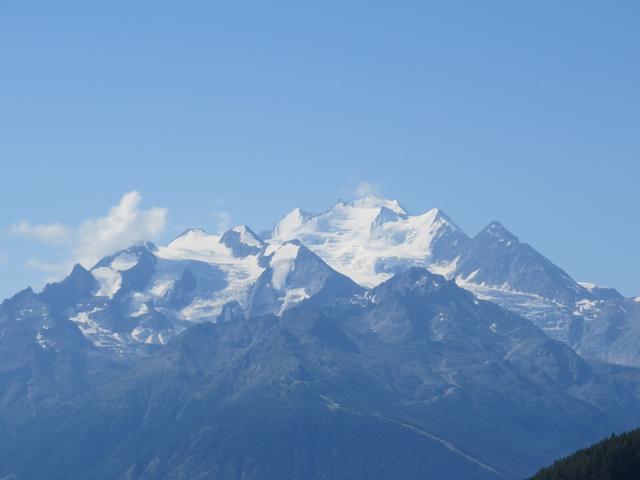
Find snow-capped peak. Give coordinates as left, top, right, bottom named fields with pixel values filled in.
left=477, top=221, right=517, bottom=242
left=171, top=228, right=208, bottom=241
left=166, top=228, right=212, bottom=251
left=272, top=208, right=313, bottom=237
left=226, top=225, right=264, bottom=247
left=219, top=225, right=265, bottom=257
left=270, top=198, right=465, bottom=287
left=90, top=244, right=157, bottom=298
left=349, top=194, right=408, bottom=216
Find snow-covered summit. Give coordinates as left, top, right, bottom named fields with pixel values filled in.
left=271, top=195, right=464, bottom=287
left=220, top=225, right=265, bottom=257
left=348, top=194, right=409, bottom=215
left=11, top=193, right=639, bottom=367
left=41, top=222, right=360, bottom=352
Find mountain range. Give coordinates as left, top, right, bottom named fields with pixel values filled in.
left=1, top=194, right=638, bottom=479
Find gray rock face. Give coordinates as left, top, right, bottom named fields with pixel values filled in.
left=219, top=225, right=265, bottom=257
left=451, top=221, right=638, bottom=366
left=1, top=269, right=639, bottom=480
left=0, top=276, right=131, bottom=432
left=453, top=221, right=586, bottom=304
left=270, top=197, right=640, bottom=367
left=249, top=241, right=363, bottom=316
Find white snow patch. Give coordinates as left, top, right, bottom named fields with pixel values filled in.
left=92, top=267, right=122, bottom=297
left=131, top=326, right=145, bottom=342
left=279, top=287, right=309, bottom=314
left=69, top=307, right=126, bottom=348
left=320, top=395, right=341, bottom=411
left=270, top=243, right=300, bottom=290
left=230, top=225, right=263, bottom=247
left=461, top=269, right=480, bottom=282
left=578, top=282, right=597, bottom=291
left=573, top=299, right=601, bottom=317
left=180, top=298, right=228, bottom=321
left=150, top=279, right=174, bottom=297
left=156, top=228, right=266, bottom=319
left=110, top=252, right=139, bottom=271
left=36, top=330, right=54, bottom=349
left=429, top=257, right=459, bottom=278
left=131, top=326, right=166, bottom=344
left=130, top=303, right=149, bottom=317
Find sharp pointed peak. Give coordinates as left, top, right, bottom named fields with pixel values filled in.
left=18, top=286, right=35, bottom=296
left=138, top=240, right=158, bottom=252
left=219, top=224, right=265, bottom=256
left=425, top=207, right=457, bottom=223
left=428, top=207, right=448, bottom=218
left=286, top=207, right=313, bottom=218
left=171, top=228, right=209, bottom=243
left=68, top=263, right=94, bottom=278
left=229, top=224, right=251, bottom=233
left=227, top=224, right=262, bottom=239
left=3, top=286, right=36, bottom=306
left=220, top=224, right=264, bottom=246
left=478, top=221, right=518, bottom=241
left=120, top=240, right=158, bottom=255
left=180, top=227, right=208, bottom=236
left=71, top=262, right=89, bottom=273
left=408, top=207, right=465, bottom=234
left=273, top=208, right=314, bottom=236
left=372, top=267, right=450, bottom=298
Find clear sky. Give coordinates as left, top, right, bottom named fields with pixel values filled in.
left=1, top=1, right=638, bottom=299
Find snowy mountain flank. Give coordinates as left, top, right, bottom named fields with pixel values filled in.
left=270, top=195, right=640, bottom=367
left=7, top=194, right=637, bottom=366
left=1, top=193, right=640, bottom=479
left=43, top=226, right=358, bottom=354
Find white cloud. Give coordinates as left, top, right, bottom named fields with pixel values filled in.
left=353, top=181, right=382, bottom=198
left=25, top=257, right=75, bottom=288
left=25, top=257, right=72, bottom=275
left=9, top=221, right=72, bottom=246
left=73, top=191, right=167, bottom=267
left=212, top=210, right=232, bottom=233
left=11, top=191, right=168, bottom=274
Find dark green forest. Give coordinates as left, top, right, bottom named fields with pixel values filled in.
left=530, top=428, right=640, bottom=480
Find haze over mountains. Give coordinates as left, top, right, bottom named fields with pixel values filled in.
left=1, top=194, right=639, bottom=479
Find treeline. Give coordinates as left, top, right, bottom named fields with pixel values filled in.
left=530, top=428, right=640, bottom=480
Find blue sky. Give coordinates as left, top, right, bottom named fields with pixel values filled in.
left=1, top=1, right=638, bottom=299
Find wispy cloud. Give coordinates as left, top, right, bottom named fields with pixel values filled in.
left=9, top=221, right=72, bottom=246
left=73, top=191, right=167, bottom=266
left=353, top=181, right=382, bottom=198
left=10, top=191, right=168, bottom=276
left=211, top=210, right=232, bottom=233
left=25, top=257, right=71, bottom=275
left=24, top=257, right=75, bottom=287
